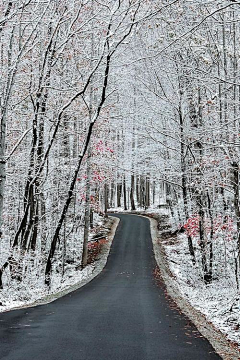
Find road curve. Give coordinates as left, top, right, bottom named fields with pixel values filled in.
left=0, top=214, right=221, bottom=360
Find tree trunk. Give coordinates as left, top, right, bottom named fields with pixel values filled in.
left=140, top=175, right=145, bottom=208
left=207, top=192, right=214, bottom=283
left=179, top=105, right=196, bottom=264
left=90, top=208, right=93, bottom=229
left=82, top=155, right=91, bottom=268
left=145, top=174, right=150, bottom=209
left=152, top=180, right=155, bottom=206
left=198, top=194, right=209, bottom=284
left=110, top=181, right=114, bottom=208
left=130, top=174, right=136, bottom=211
left=233, top=162, right=240, bottom=269
left=0, top=260, right=9, bottom=289
left=136, top=175, right=140, bottom=206
left=104, top=183, right=109, bottom=216
left=123, top=176, right=127, bottom=211
left=0, top=112, right=6, bottom=239
left=117, top=182, right=122, bottom=208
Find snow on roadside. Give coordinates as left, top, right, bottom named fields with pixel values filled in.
left=0, top=263, right=94, bottom=312
left=0, top=215, right=117, bottom=313
left=163, top=232, right=240, bottom=349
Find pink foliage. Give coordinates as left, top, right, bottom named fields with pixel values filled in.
left=92, top=170, right=105, bottom=183
left=183, top=214, right=235, bottom=241
left=95, top=140, right=114, bottom=154
left=96, top=140, right=104, bottom=152
left=183, top=215, right=199, bottom=237
left=80, top=193, right=86, bottom=201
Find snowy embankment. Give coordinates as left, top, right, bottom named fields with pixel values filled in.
left=143, top=209, right=240, bottom=359
left=163, top=231, right=240, bottom=349
left=0, top=216, right=119, bottom=313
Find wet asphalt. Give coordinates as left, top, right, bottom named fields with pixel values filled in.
left=0, top=214, right=221, bottom=360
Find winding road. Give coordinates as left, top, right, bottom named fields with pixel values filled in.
left=0, top=214, right=221, bottom=360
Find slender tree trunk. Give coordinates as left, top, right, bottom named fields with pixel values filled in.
left=233, top=162, right=240, bottom=267
left=136, top=175, right=140, bottom=206
left=62, top=220, right=66, bottom=277
left=0, top=113, right=6, bottom=239
left=123, top=176, right=127, bottom=211
left=117, top=182, right=122, bottom=208
left=90, top=208, right=93, bottom=229
left=110, top=181, right=114, bottom=208
left=0, top=260, right=9, bottom=289
left=179, top=105, right=196, bottom=264
left=145, top=174, right=150, bottom=209
left=207, top=192, right=214, bottom=283
left=82, top=152, right=91, bottom=268
left=140, top=175, right=145, bottom=208
left=82, top=5, right=95, bottom=267
left=130, top=174, right=136, bottom=211
left=0, top=24, right=15, bottom=239
left=104, top=183, right=109, bottom=216
left=198, top=194, right=209, bottom=284
left=152, top=180, right=155, bottom=206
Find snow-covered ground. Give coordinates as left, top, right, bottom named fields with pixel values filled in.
left=162, top=231, right=240, bottom=349
left=0, top=215, right=117, bottom=313
left=0, top=261, right=95, bottom=312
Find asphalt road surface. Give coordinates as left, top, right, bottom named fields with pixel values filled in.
left=0, top=214, right=221, bottom=360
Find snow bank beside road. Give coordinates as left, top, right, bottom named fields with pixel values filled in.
left=163, top=232, right=240, bottom=348
left=0, top=216, right=119, bottom=313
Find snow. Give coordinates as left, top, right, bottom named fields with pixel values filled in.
left=163, top=232, right=240, bottom=348
left=0, top=263, right=94, bottom=312
left=0, top=215, right=118, bottom=313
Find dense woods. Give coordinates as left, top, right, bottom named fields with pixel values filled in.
left=0, top=0, right=239, bottom=347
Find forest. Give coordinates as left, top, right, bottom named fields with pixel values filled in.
left=0, top=0, right=239, bottom=354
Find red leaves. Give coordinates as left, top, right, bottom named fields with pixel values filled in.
left=95, top=140, right=104, bottom=152
left=182, top=215, right=235, bottom=241
left=87, top=238, right=108, bottom=264
left=183, top=216, right=199, bottom=237
left=92, top=170, right=105, bottom=183
left=95, top=140, right=114, bottom=154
